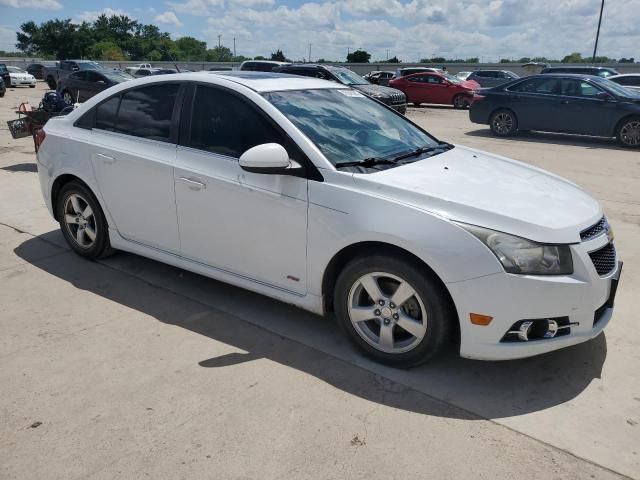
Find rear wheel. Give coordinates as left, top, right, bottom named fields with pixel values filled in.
left=62, top=90, right=74, bottom=105
left=453, top=94, right=470, bottom=109
left=490, top=109, right=518, bottom=137
left=29, top=85, right=36, bottom=88
left=56, top=181, right=113, bottom=259
left=413, top=102, right=421, bottom=107
left=616, top=116, right=640, bottom=148
left=334, top=255, right=453, bottom=368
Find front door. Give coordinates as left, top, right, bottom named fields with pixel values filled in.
left=90, top=83, right=182, bottom=253
left=174, top=85, right=308, bottom=294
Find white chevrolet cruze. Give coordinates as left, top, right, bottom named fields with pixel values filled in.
left=36, top=72, right=621, bottom=367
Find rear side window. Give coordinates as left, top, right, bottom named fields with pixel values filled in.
left=508, top=78, right=560, bottom=94
left=115, top=84, right=179, bottom=142
left=94, top=96, right=120, bottom=131
left=187, top=85, right=286, bottom=158
left=613, top=76, right=640, bottom=86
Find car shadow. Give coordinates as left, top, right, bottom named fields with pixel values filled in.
left=1, top=163, right=38, bottom=173
left=464, top=128, right=631, bottom=151
left=15, top=230, right=607, bottom=421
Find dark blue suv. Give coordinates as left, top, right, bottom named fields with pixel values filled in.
left=469, top=74, right=640, bottom=148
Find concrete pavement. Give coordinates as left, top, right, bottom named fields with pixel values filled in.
left=0, top=83, right=638, bottom=479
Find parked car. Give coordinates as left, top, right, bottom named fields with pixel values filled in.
left=540, top=66, right=619, bottom=78
left=6, top=66, right=36, bottom=88
left=469, top=74, right=640, bottom=147
left=207, top=67, right=233, bottom=71
left=26, top=63, right=50, bottom=79
left=275, top=64, right=407, bottom=113
left=0, top=76, right=5, bottom=97
left=45, top=60, right=105, bottom=90
left=367, top=71, right=394, bottom=86
left=130, top=68, right=161, bottom=78
left=240, top=60, right=290, bottom=72
left=0, top=63, right=11, bottom=88
left=456, top=71, right=472, bottom=80
left=389, top=72, right=479, bottom=108
left=154, top=69, right=180, bottom=75
left=58, top=69, right=134, bottom=104
left=392, top=67, right=443, bottom=79
left=608, top=74, right=640, bottom=93
left=466, top=70, right=520, bottom=88
left=36, top=72, right=621, bottom=366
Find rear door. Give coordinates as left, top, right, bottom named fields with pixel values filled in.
left=90, top=83, right=182, bottom=253
left=423, top=74, right=449, bottom=104
left=84, top=71, right=107, bottom=100
left=504, top=77, right=562, bottom=131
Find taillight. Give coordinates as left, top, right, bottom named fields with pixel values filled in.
left=35, top=128, right=46, bottom=151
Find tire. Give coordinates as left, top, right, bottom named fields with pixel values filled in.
left=29, top=85, right=36, bottom=88
left=56, top=181, right=114, bottom=259
left=412, top=102, right=421, bottom=107
left=453, top=94, right=469, bottom=109
left=616, top=116, right=640, bottom=148
left=334, top=254, right=453, bottom=368
left=489, top=109, right=518, bottom=137
left=46, top=77, right=56, bottom=90
left=62, top=90, right=74, bottom=105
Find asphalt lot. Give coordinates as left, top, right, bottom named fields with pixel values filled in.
left=1, top=82, right=638, bottom=480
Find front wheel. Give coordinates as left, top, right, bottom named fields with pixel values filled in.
left=453, top=94, right=470, bottom=109
left=334, top=255, right=453, bottom=367
left=56, top=181, right=113, bottom=259
left=62, top=90, right=74, bottom=105
left=490, top=109, right=518, bottom=137
left=617, top=116, right=640, bottom=148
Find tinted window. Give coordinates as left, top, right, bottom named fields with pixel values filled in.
left=559, top=79, right=602, bottom=97
left=188, top=86, right=286, bottom=158
left=70, top=71, right=88, bottom=81
left=86, top=71, right=104, bottom=82
left=613, top=76, right=640, bottom=86
left=94, top=95, right=120, bottom=131
left=425, top=75, right=443, bottom=84
left=508, top=78, right=560, bottom=94
left=115, top=84, right=179, bottom=142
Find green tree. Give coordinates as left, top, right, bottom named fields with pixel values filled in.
left=91, top=40, right=126, bottom=60
left=254, top=55, right=267, bottom=60
left=347, top=49, right=371, bottom=63
left=206, top=46, right=233, bottom=62
left=518, top=57, right=531, bottom=63
left=465, top=57, right=479, bottom=63
left=387, top=56, right=401, bottom=63
left=270, top=49, right=287, bottom=62
left=420, top=56, right=445, bottom=63
left=174, top=36, right=207, bottom=61
left=561, top=52, right=584, bottom=63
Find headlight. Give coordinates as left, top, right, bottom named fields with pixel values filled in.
left=369, top=91, right=386, bottom=99
left=457, top=224, right=573, bottom=275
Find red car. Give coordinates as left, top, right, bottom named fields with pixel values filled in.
left=389, top=72, right=480, bottom=109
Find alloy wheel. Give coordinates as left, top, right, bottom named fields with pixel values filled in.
left=63, top=91, right=73, bottom=105
left=492, top=112, right=514, bottom=135
left=620, top=120, right=640, bottom=147
left=63, top=193, right=97, bottom=248
left=347, top=272, right=427, bottom=354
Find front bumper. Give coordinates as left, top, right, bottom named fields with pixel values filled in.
left=447, top=233, right=620, bottom=360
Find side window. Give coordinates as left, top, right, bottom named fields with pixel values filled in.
left=408, top=75, right=425, bottom=83
left=94, top=95, right=120, bottom=131
left=508, top=78, right=559, bottom=94
left=86, top=71, right=103, bottom=82
left=187, top=86, right=287, bottom=158
left=425, top=75, right=443, bottom=84
left=115, top=84, right=179, bottom=142
left=70, top=71, right=88, bottom=81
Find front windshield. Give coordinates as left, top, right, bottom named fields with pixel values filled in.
left=443, top=73, right=462, bottom=84
left=8, top=66, right=26, bottom=73
left=329, top=68, right=367, bottom=85
left=79, top=62, right=103, bottom=70
left=103, top=71, right=134, bottom=82
left=264, top=89, right=440, bottom=167
left=599, top=70, right=616, bottom=78
left=595, top=77, right=640, bottom=98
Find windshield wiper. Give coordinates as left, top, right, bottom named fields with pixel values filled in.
left=335, top=157, right=398, bottom=169
left=393, top=142, right=454, bottom=161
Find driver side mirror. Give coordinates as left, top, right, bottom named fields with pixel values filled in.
left=239, top=143, right=302, bottom=174
left=97, top=80, right=105, bottom=84
left=596, top=91, right=614, bottom=101
left=72, top=66, right=79, bottom=71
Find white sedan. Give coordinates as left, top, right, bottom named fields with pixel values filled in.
left=35, top=72, right=621, bottom=366
left=7, top=66, right=36, bottom=87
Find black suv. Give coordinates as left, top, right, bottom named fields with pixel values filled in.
left=540, top=66, right=619, bottom=78
left=274, top=64, right=407, bottom=113
left=0, top=76, right=5, bottom=97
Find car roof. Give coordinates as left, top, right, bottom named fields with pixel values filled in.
left=609, top=73, right=640, bottom=78
left=199, top=71, right=344, bottom=92
left=518, top=73, right=606, bottom=81
left=543, top=66, right=614, bottom=70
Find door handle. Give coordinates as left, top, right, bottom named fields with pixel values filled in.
left=96, top=153, right=115, bottom=164
left=179, top=177, right=207, bottom=190
left=560, top=100, right=570, bottom=105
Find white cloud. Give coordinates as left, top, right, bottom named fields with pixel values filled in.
left=0, top=25, right=17, bottom=51
left=228, top=0, right=275, bottom=6
left=167, top=0, right=224, bottom=15
left=73, top=8, right=134, bottom=24
left=0, top=0, right=62, bottom=9
left=155, top=11, right=183, bottom=28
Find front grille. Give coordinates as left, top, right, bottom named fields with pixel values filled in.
left=581, top=217, right=608, bottom=241
left=389, top=92, right=406, bottom=104
left=589, top=243, right=616, bottom=276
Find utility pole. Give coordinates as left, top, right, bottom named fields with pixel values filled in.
left=592, top=0, right=605, bottom=62
left=386, top=48, right=389, bottom=61
left=217, top=34, right=222, bottom=48
left=308, top=43, right=312, bottom=63
left=233, top=37, right=236, bottom=58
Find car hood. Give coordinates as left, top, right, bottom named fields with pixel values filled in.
left=352, top=83, right=404, bottom=98
left=351, top=145, right=601, bottom=244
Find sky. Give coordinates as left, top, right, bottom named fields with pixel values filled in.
left=0, top=0, right=638, bottom=62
